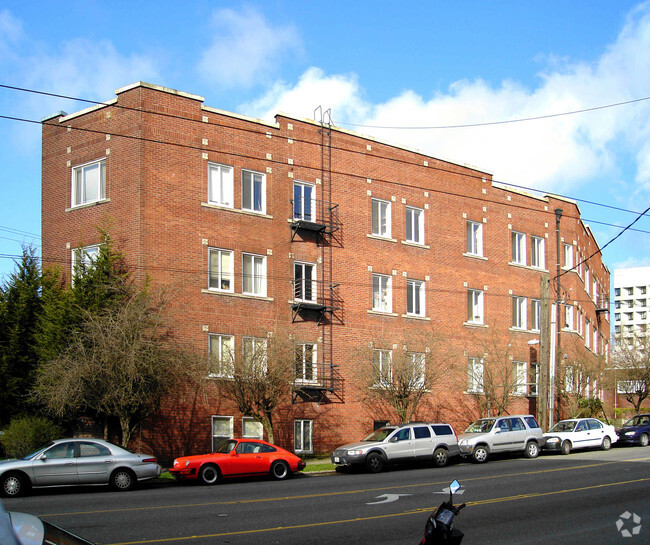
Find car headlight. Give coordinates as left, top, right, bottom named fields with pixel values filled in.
left=625, top=431, right=636, bottom=436
left=546, top=437, right=559, bottom=444
left=347, top=449, right=363, bottom=456
left=185, top=459, right=191, bottom=467
left=173, top=459, right=178, bottom=467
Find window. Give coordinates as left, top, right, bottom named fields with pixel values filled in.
left=295, top=343, right=317, bottom=382
left=242, top=170, right=265, bottom=213
left=563, top=243, right=574, bottom=269
left=405, top=206, right=424, bottom=244
left=640, top=286, right=647, bottom=295
left=371, top=198, right=391, bottom=238
left=72, top=159, right=106, bottom=207
left=564, top=304, right=574, bottom=330
left=615, top=313, right=621, bottom=322
left=514, top=361, right=527, bottom=394
left=294, top=419, right=313, bottom=453
left=467, top=357, right=484, bottom=393
left=564, top=366, right=576, bottom=393
left=408, top=352, right=426, bottom=388
left=209, top=334, right=234, bottom=377
left=208, top=163, right=233, bottom=207
left=467, top=289, right=484, bottom=324
left=211, top=416, right=233, bottom=451
left=466, top=221, right=483, bottom=256
left=242, top=253, right=266, bottom=296
left=530, top=299, right=541, bottom=331
left=71, top=245, right=100, bottom=279
left=406, top=279, right=425, bottom=316
left=511, top=231, right=526, bottom=265
left=373, top=349, right=392, bottom=386
left=293, top=181, right=316, bottom=221
left=372, top=274, right=392, bottom=313
left=614, top=288, right=621, bottom=297
left=625, top=287, right=634, bottom=296
left=585, top=320, right=591, bottom=348
left=293, top=262, right=316, bottom=302
left=531, top=236, right=545, bottom=269
left=209, top=248, right=233, bottom=291
left=512, top=296, right=527, bottom=330
left=243, top=417, right=263, bottom=439
left=242, top=337, right=267, bottom=374
left=529, top=363, right=539, bottom=396
left=584, top=266, right=590, bottom=294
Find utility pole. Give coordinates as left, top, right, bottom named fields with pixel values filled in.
left=539, top=274, right=551, bottom=431
left=553, top=208, right=563, bottom=427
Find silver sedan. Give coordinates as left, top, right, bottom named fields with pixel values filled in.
left=0, top=438, right=161, bottom=497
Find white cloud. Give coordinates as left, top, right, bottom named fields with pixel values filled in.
left=197, top=7, right=302, bottom=89
left=242, top=2, right=650, bottom=196
left=0, top=9, right=22, bottom=51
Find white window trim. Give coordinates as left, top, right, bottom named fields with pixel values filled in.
left=71, top=158, right=106, bottom=208
left=372, top=273, right=392, bottom=313
left=242, top=417, right=264, bottom=439
left=293, top=262, right=317, bottom=302
left=373, top=349, right=392, bottom=386
left=208, top=248, right=234, bottom=292
left=406, top=278, right=425, bottom=317
left=293, top=181, right=316, bottom=222
left=405, top=206, right=424, bottom=245
left=208, top=334, right=234, bottom=378
left=467, top=289, right=484, bottom=325
left=208, top=162, right=234, bottom=208
left=467, top=357, right=484, bottom=393
left=371, top=198, right=391, bottom=238
left=531, top=236, right=545, bottom=269
left=512, top=296, right=527, bottom=330
left=295, top=343, right=318, bottom=384
left=294, top=419, right=313, bottom=454
left=242, top=253, right=267, bottom=297
left=514, top=361, right=527, bottom=395
left=511, top=231, right=526, bottom=265
left=241, top=169, right=266, bottom=213
left=530, top=299, right=541, bottom=332
left=211, top=416, right=234, bottom=451
left=466, top=220, right=483, bottom=257
left=71, top=244, right=100, bottom=281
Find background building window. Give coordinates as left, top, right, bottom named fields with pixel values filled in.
left=406, top=206, right=424, bottom=244
left=293, top=181, right=315, bottom=221
left=242, top=337, right=267, bottom=374
left=371, top=198, right=391, bottom=238
left=242, top=253, right=266, bottom=296
left=373, top=349, right=392, bottom=386
left=512, top=296, right=527, bottom=329
left=408, top=352, right=426, bottom=388
left=211, top=416, right=233, bottom=451
left=531, top=236, right=545, bottom=269
left=208, top=162, right=233, bottom=207
left=466, top=220, right=483, bottom=256
left=406, top=279, right=425, bottom=316
left=511, top=231, right=526, bottom=265
left=72, top=159, right=105, bottom=207
left=209, top=334, right=234, bottom=377
left=294, top=262, right=316, bottom=301
left=372, top=274, right=392, bottom=312
left=563, top=243, right=574, bottom=269
left=71, top=245, right=100, bottom=279
left=295, top=343, right=317, bottom=382
left=467, top=289, right=484, bottom=324
left=514, top=361, right=527, bottom=394
left=243, top=417, right=263, bottom=439
left=294, top=419, right=313, bottom=453
left=467, top=357, right=484, bottom=393
left=209, top=248, right=233, bottom=291
left=242, top=170, right=265, bottom=212
left=530, top=299, right=541, bottom=331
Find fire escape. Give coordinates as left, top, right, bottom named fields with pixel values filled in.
left=289, top=108, right=344, bottom=404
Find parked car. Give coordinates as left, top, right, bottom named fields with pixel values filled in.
left=331, top=422, right=460, bottom=473
left=169, top=438, right=305, bottom=484
left=616, top=414, right=650, bottom=447
left=0, top=438, right=161, bottom=498
left=5, top=510, right=95, bottom=545
left=457, top=415, right=544, bottom=463
left=543, top=418, right=618, bottom=454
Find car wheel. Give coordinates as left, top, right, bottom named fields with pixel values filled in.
left=433, top=448, right=449, bottom=468
left=472, top=445, right=489, bottom=463
left=561, top=440, right=571, bottom=455
left=110, top=468, right=136, bottom=491
left=270, top=460, right=290, bottom=480
left=601, top=436, right=612, bottom=450
left=365, top=452, right=385, bottom=473
left=524, top=441, right=539, bottom=459
left=639, top=433, right=649, bottom=447
left=1, top=472, right=28, bottom=498
left=199, top=464, right=220, bottom=485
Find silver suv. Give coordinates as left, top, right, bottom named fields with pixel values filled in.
left=331, top=422, right=460, bottom=473
left=457, top=414, right=544, bottom=463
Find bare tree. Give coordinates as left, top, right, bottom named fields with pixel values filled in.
left=34, top=288, right=204, bottom=447
left=355, top=327, right=452, bottom=424
left=214, top=328, right=295, bottom=444
left=610, top=334, right=650, bottom=413
left=465, top=327, right=529, bottom=417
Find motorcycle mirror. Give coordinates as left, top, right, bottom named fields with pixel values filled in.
left=449, top=480, right=460, bottom=495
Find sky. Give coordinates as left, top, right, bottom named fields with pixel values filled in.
left=1, top=0, right=650, bottom=284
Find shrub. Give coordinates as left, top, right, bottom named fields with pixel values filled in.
left=0, top=416, right=63, bottom=459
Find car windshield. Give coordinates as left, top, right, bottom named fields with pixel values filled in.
left=23, top=442, right=54, bottom=460
left=362, top=427, right=396, bottom=441
left=548, top=421, right=577, bottom=433
left=465, top=419, right=495, bottom=433
left=214, top=440, right=238, bottom=453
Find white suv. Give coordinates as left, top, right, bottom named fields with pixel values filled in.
left=457, top=415, right=545, bottom=463
left=331, top=422, right=460, bottom=473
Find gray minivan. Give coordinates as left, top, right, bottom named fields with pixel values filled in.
left=457, top=415, right=545, bottom=463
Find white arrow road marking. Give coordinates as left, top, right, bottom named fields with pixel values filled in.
left=436, top=487, right=465, bottom=495
left=366, top=493, right=413, bottom=505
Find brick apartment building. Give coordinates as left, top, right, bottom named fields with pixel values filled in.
left=41, top=82, right=610, bottom=460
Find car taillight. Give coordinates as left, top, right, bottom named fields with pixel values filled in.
left=143, top=458, right=157, bottom=463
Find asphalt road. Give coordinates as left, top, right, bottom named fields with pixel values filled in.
left=3, top=447, right=649, bottom=545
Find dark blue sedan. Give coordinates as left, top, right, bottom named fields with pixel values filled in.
left=616, top=414, right=650, bottom=447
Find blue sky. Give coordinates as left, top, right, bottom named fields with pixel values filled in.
left=1, top=0, right=649, bottom=282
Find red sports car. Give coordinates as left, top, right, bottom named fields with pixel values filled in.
left=169, top=438, right=306, bottom=484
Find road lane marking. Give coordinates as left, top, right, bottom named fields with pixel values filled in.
left=104, top=476, right=650, bottom=545
left=37, top=455, right=650, bottom=518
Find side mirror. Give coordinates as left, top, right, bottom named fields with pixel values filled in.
left=229, top=450, right=237, bottom=457
left=39, top=454, right=48, bottom=461
left=389, top=436, right=398, bottom=443
left=449, top=480, right=460, bottom=495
